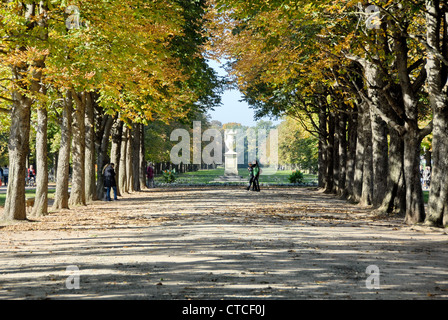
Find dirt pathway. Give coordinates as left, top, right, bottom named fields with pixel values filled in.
left=0, top=186, right=447, bottom=300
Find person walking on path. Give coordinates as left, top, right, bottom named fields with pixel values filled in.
left=27, top=165, right=36, bottom=187
left=246, top=163, right=254, bottom=191
left=423, top=166, right=431, bottom=190
left=103, top=163, right=118, bottom=201
left=146, top=162, right=155, bottom=188
left=2, top=165, right=9, bottom=186
left=252, top=160, right=260, bottom=192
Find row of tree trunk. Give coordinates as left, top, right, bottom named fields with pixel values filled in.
left=317, top=93, right=433, bottom=226
left=315, top=1, right=448, bottom=227
left=1, top=3, right=151, bottom=221
left=318, top=99, right=400, bottom=216
left=3, top=89, right=149, bottom=220
left=51, top=91, right=149, bottom=212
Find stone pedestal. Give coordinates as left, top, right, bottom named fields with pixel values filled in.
left=224, top=151, right=238, bottom=176
left=224, top=129, right=239, bottom=176
left=214, top=129, right=245, bottom=183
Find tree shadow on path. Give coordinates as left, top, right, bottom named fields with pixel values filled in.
left=0, top=187, right=447, bottom=300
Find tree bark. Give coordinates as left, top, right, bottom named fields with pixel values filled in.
left=403, top=129, right=425, bottom=224
left=370, top=111, right=388, bottom=207
left=139, top=124, right=147, bottom=189
left=131, top=123, right=141, bottom=192
left=360, top=107, right=373, bottom=206
left=95, top=113, right=113, bottom=200
left=324, top=112, right=335, bottom=193
left=425, top=0, right=448, bottom=227
left=32, top=105, right=48, bottom=217
left=3, top=91, right=32, bottom=220
left=3, top=3, right=47, bottom=220
left=332, top=113, right=340, bottom=194
left=352, top=102, right=367, bottom=203
left=393, top=29, right=426, bottom=224
left=84, top=92, right=96, bottom=203
left=53, top=92, right=73, bottom=210
left=126, top=126, right=134, bottom=192
left=110, top=117, right=123, bottom=196
left=345, top=105, right=358, bottom=199
left=118, top=125, right=129, bottom=194
left=336, top=109, right=347, bottom=198
left=364, top=56, right=390, bottom=208
left=318, top=103, right=328, bottom=189
left=378, top=129, right=405, bottom=215
left=69, top=91, right=86, bottom=207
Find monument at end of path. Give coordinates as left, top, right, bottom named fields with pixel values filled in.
left=214, top=129, right=246, bottom=183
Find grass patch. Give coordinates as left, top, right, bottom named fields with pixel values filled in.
left=423, top=190, right=429, bottom=204
left=154, top=167, right=317, bottom=186
left=0, top=188, right=56, bottom=207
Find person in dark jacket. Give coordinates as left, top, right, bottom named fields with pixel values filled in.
left=252, top=160, right=260, bottom=192
left=246, top=163, right=254, bottom=191
left=104, top=163, right=118, bottom=201
left=146, top=162, right=155, bottom=188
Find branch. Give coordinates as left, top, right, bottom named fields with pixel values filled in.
left=408, top=58, right=425, bottom=74
left=411, top=63, right=427, bottom=93
left=381, top=83, right=405, bottom=119
left=408, top=33, right=448, bottom=66
left=70, top=88, right=82, bottom=107
left=351, top=79, right=406, bottom=136
left=0, top=95, right=15, bottom=103
left=0, top=106, right=11, bottom=114
left=343, top=52, right=367, bottom=68
left=419, top=121, right=433, bottom=141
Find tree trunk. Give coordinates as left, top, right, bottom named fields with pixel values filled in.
left=337, top=110, right=347, bottom=197
left=318, top=104, right=328, bottom=189
left=110, top=117, right=123, bottom=196
left=403, top=130, right=425, bottom=224
left=32, top=106, right=48, bottom=217
left=345, top=105, right=358, bottom=199
left=126, top=126, right=134, bottom=192
left=370, top=111, right=389, bottom=207
left=95, top=114, right=113, bottom=200
left=426, top=109, right=448, bottom=226
left=69, top=91, right=86, bottom=207
left=332, top=113, right=340, bottom=194
left=84, top=92, right=96, bottom=203
left=3, top=93, right=32, bottom=220
left=378, top=129, right=405, bottom=215
left=360, top=106, right=373, bottom=206
left=139, top=124, right=147, bottom=189
left=393, top=29, right=426, bottom=224
left=324, top=112, right=335, bottom=193
left=131, top=123, right=141, bottom=192
left=53, top=92, right=73, bottom=210
left=3, top=0, right=48, bottom=221
left=364, top=55, right=390, bottom=208
left=425, top=0, right=448, bottom=227
left=352, top=102, right=367, bottom=203
left=119, top=125, right=129, bottom=194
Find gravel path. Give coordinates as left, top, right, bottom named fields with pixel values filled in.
left=0, top=186, right=447, bottom=300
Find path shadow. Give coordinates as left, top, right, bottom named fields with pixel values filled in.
left=0, top=186, right=447, bottom=300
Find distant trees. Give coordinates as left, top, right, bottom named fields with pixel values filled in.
left=277, top=117, right=318, bottom=173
